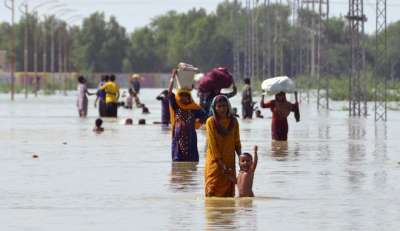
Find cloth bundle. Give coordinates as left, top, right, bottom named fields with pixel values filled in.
left=198, top=67, right=233, bottom=93
left=261, top=76, right=296, bottom=95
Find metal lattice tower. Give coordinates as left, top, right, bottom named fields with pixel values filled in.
left=316, top=0, right=330, bottom=110
left=347, top=0, right=367, bottom=117
left=244, top=0, right=252, bottom=80
left=252, top=0, right=259, bottom=80
left=374, top=0, right=388, bottom=121
left=300, top=0, right=330, bottom=109
left=272, top=0, right=284, bottom=76
left=232, top=0, right=241, bottom=80
left=261, top=0, right=272, bottom=79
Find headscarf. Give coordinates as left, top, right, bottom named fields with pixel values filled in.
left=210, top=95, right=236, bottom=136
left=169, top=89, right=202, bottom=132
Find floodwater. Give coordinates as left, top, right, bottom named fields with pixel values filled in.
left=0, top=89, right=399, bottom=231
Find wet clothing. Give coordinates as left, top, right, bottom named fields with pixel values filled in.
left=157, top=94, right=170, bottom=125
left=169, top=92, right=206, bottom=162
left=205, top=116, right=241, bottom=197
left=100, top=81, right=120, bottom=117
left=199, top=88, right=237, bottom=116
left=131, top=79, right=141, bottom=93
left=261, top=100, right=299, bottom=141
left=97, top=81, right=107, bottom=117
left=100, top=81, right=119, bottom=104
left=106, top=102, right=118, bottom=117
left=77, top=83, right=88, bottom=116
left=241, top=84, right=253, bottom=119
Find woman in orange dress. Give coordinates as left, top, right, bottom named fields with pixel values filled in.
left=205, top=95, right=241, bottom=197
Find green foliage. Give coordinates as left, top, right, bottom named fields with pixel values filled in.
left=0, top=1, right=400, bottom=85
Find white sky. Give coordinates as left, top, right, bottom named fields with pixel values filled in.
left=1, top=0, right=400, bottom=34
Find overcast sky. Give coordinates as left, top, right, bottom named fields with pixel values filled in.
left=1, top=0, right=400, bottom=34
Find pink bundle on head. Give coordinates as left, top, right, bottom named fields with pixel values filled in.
left=198, top=67, right=233, bottom=93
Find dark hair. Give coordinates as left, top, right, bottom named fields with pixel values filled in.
left=161, top=89, right=168, bottom=96
left=101, top=75, right=106, bottom=81
left=214, top=95, right=229, bottom=105
left=138, top=119, right=146, bottom=125
left=244, top=78, right=251, bottom=85
left=95, top=118, right=103, bottom=127
left=125, top=118, right=133, bottom=125
left=240, top=152, right=252, bottom=160
left=105, top=75, right=110, bottom=81
left=78, top=76, right=85, bottom=84
left=110, top=75, right=116, bottom=81
left=142, top=106, right=149, bottom=113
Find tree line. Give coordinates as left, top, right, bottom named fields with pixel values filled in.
left=0, top=0, right=400, bottom=79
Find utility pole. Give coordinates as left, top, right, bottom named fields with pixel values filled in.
left=42, top=17, right=48, bottom=81
left=4, top=0, right=16, bottom=101
left=58, top=23, right=64, bottom=94
left=374, top=0, right=388, bottom=121
left=346, top=0, right=367, bottom=117
left=33, top=14, right=38, bottom=97
left=19, top=2, right=29, bottom=99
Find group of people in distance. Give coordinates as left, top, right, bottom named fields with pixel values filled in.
left=77, top=68, right=300, bottom=198
left=77, top=74, right=120, bottom=118
left=167, top=69, right=299, bottom=198
left=76, top=74, right=150, bottom=132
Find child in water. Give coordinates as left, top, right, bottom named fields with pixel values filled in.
left=93, top=118, right=104, bottom=133
left=237, top=145, right=258, bottom=197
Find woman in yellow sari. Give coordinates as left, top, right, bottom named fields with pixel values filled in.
left=205, top=95, right=241, bottom=197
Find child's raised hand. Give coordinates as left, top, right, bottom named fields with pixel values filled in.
left=254, top=145, right=258, bottom=154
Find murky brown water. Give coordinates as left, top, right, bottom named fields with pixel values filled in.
left=1, top=89, right=399, bottom=230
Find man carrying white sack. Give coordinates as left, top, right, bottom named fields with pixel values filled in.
left=259, top=76, right=300, bottom=141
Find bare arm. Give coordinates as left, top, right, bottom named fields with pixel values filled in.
left=224, top=83, right=237, bottom=98
left=251, top=145, right=258, bottom=172
left=168, top=69, right=177, bottom=95
left=234, top=119, right=242, bottom=157
left=260, top=94, right=265, bottom=108
left=94, top=96, right=99, bottom=108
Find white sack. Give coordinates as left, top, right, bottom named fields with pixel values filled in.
left=261, top=76, right=296, bottom=94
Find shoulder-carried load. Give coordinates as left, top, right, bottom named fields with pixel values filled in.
left=261, top=76, right=296, bottom=95
left=198, top=67, right=233, bottom=93
left=176, top=62, right=199, bottom=90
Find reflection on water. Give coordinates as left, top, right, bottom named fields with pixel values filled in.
left=205, top=198, right=236, bottom=230
left=373, top=123, right=388, bottom=190
left=205, top=198, right=257, bottom=231
left=170, top=162, right=199, bottom=192
left=270, top=140, right=289, bottom=159
left=1, top=92, right=400, bottom=231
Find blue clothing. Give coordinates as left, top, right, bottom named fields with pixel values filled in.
left=169, top=94, right=206, bottom=162
left=161, top=98, right=170, bottom=124
left=156, top=94, right=170, bottom=125
left=97, top=81, right=106, bottom=100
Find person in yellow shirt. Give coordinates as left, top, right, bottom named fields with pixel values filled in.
left=205, top=95, right=242, bottom=197
left=99, top=74, right=120, bottom=117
